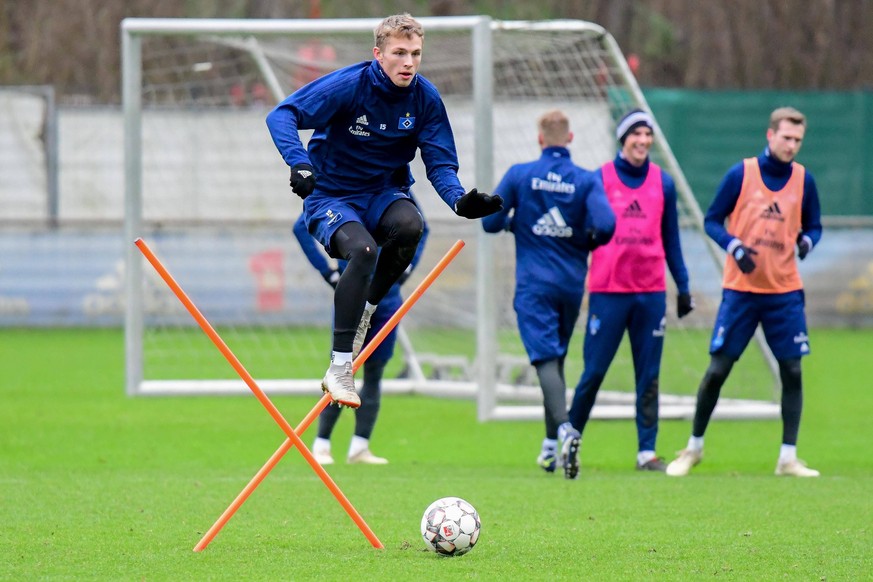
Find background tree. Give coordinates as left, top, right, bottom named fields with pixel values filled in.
left=1, top=0, right=871, bottom=103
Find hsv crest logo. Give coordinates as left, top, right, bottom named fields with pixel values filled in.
left=589, top=314, right=601, bottom=336
left=711, top=326, right=725, bottom=350
left=398, top=113, right=415, bottom=130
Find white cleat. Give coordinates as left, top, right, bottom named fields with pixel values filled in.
left=321, top=362, right=360, bottom=408
left=352, top=310, right=373, bottom=359
left=775, top=459, right=820, bottom=477
left=666, top=449, right=703, bottom=477
left=347, top=449, right=389, bottom=465
left=312, top=450, right=335, bottom=465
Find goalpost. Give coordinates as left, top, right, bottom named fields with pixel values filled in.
left=122, top=16, right=780, bottom=421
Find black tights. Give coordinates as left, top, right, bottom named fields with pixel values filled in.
left=691, top=354, right=735, bottom=437
left=692, top=353, right=803, bottom=445
left=329, top=200, right=423, bottom=352
left=534, top=357, right=568, bottom=440
left=779, top=358, right=803, bottom=445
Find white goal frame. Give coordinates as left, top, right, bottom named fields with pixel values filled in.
left=122, top=16, right=780, bottom=422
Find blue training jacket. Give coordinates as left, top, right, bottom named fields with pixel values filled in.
left=266, top=60, right=466, bottom=210
left=704, top=148, right=823, bottom=252
left=482, top=146, right=616, bottom=292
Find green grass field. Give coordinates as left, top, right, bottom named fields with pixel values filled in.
left=1, top=328, right=871, bottom=580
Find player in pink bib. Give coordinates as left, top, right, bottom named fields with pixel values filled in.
left=561, top=109, right=694, bottom=478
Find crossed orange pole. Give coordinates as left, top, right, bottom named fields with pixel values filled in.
left=134, top=237, right=465, bottom=551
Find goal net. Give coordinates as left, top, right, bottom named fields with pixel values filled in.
left=122, top=16, right=780, bottom=421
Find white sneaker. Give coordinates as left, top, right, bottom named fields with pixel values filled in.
left=312, top=450, right=335, bottom=465
left=352, top=309, right=373, bottom=359
left=321, top=362, right=360, bottom=408
left=666, top=449, right=703, bottom=477
left=347, top=449, right=388, bottom=464
left=775, top=459, right=820, bottom=477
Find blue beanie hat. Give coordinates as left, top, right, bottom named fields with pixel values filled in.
left=616, top=108, right=654, bottom=144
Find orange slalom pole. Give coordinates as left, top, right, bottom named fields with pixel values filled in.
left=134, top=238, right=383, bottom=549
left=192, top=394, right=332, bottom=553
left=191, top=239, right=466, bottom=551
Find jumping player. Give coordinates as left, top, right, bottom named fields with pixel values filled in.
left=293, top=212, right=429, bottom=464
left=667, top=106, right=822, bottom=477
left=267, top=13, right=502, bottom=409
left=482, top=110, right=615, bottom=474
left=563, top=108, right=694, bottom=478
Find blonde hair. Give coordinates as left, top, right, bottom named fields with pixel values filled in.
left=374, top=13, right=424, bottom=50
left=770, top=106, right=806, bottom=131
left=538, top=110, right=571, bottom=147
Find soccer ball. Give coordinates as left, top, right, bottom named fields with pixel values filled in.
left=420, top=497, right=481, bottom=556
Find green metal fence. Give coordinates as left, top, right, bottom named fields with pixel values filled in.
left=645, top=89, right=873, bottom=217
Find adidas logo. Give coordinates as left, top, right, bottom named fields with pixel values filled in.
left=760, top=201, right=785, bottom=221
left=356, top=114, right=369, bottom=125
left=532, top=207, right=573, bottom=238
left=623, top=199, right=646, bottom=218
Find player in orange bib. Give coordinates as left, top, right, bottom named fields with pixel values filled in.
left=667, top=107, right=823, bottom=478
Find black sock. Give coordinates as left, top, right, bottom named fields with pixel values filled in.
left=692, top=354, right=735, bottom=437
left=779, top=358, right=803, bottom=445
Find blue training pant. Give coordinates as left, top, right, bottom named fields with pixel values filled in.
left=514, top=286, right=583, bottom=364
left=568, top=291, right=666, bottom=452
left=709, top=289, right=809, bottom=360
left=304, top=189, right=413, bottom=258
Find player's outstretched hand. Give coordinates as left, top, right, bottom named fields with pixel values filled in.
left=797, top=236, right=812, bottom=260
left=322, top=269, right=340, bottom=289
left=731, top=244, right=758, bottom=274
left=677, top=293, right=694, bottom=319
left=289, top=163, right=316, bottom=199
left=455, top=189, right=503, bottom=219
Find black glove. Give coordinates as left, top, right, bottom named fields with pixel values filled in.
left=797, top=235, right=811, bottom=260
left=585, top=228, right=613, bottom=250
left=322, top=269, right=340, bottom=289
left=455, top=188, right=503, bottom=219
left=677, top=293, right=694, bottom=319
left=289, top=163, right=316, bottom=200
left=731, top=244, right=758, bottom=274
